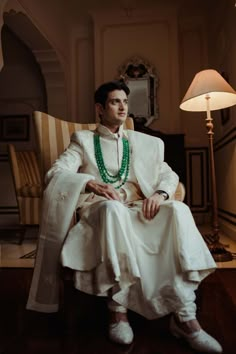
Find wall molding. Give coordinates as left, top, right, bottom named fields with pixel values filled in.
left=0, top=153, right=8, bottom=162
left=0, top=206, right=18, bottom=215
left=185, top=147, right=209, bottom=213
left=214, top=127, right=236, bottom=151
left=218, top=208, right=236, bottom=226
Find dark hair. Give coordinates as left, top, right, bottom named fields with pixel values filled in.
left=94, top=80, right=130, bottom=107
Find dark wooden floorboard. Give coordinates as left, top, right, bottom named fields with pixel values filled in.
left=0, top=268, right=235, bottom=354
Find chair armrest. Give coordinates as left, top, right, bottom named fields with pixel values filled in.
left=174, top=182, right=186, bottom=202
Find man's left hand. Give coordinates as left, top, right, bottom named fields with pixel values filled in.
left=142, top=193, right=165, bottom=220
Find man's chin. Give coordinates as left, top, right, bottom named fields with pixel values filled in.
left=117, top=116, right=127, bottom=124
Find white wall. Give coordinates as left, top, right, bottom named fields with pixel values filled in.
left=92, top=4, right=181, bottom=133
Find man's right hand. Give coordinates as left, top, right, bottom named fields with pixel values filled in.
left=85, top=180, right=121, bottom=201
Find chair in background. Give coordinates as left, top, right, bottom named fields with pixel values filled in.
left=8, top=144, right=42, bottom=243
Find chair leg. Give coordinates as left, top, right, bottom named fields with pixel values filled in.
left=16, top=226, right=26, bottom=244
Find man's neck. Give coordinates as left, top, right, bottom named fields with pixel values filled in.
left=102, top=123, right=121, bottom=134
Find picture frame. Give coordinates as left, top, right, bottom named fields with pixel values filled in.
left=0, top=115, right=30, bottom=141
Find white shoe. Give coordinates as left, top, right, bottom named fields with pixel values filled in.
left=170, top=316, right=223, bottom=353
left=109, top=321, right=134, bottom=345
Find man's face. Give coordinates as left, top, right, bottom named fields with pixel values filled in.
left=98, top=89, right=128, bottom=128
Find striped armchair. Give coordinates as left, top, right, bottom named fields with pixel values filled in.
left=33, top=111, right=134, bottom=181
left=8, top=144, right=42, bottom=242
left=33, top=111, right=185, bottom=200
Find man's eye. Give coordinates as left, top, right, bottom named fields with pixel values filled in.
left=111, top=99, right=120, bottom=104
left=110, top=99, right=128, bottom=104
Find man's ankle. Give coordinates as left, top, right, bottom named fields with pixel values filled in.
left=175, top=317, right=201, bottom=334
left=110, top=311, right=128, bottom=324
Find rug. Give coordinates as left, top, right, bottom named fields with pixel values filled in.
left=20, top=249, right=37, bottom=259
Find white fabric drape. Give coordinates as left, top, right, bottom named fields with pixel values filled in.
left=26, top=171, right=94, bottom=312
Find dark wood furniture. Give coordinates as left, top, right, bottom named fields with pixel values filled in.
left=134, top=121, right=186, bottom=188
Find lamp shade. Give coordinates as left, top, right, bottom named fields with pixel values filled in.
left=180, top=69, right=236, bottom=112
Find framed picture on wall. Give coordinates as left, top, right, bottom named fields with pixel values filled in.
left=0, top=115, right=30, bottom=141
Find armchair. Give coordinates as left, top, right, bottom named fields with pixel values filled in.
left=33, top=111, right=135, bottom=181
left=8, top=144, right=42, bottom=243
left=33, top=111, right=185, bottom=200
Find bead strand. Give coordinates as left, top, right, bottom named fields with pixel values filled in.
left=93, top=134, right=130, bottom=189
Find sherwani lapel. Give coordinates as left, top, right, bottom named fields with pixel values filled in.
left=128, top=130, right=163, bottom=198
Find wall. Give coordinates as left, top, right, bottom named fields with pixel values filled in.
left=0, top=26, right=47, bottom=152
left=69, top=22, right=95, bottom=123
left=16, top=0, right=70, bottom=65
left=207, top=0, right=236, bottom=239
left=92, top=4, right=181, bottom=134
left=178, top=12, right=211, bottom=224
left=0, top=26, right=47, bottom=225
left=0, top=0, right=70, bottom=120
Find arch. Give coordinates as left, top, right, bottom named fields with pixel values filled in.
left=1, top=3, right=68, bottom=118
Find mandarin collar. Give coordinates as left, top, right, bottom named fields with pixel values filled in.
left=97, top=124, right=128, bottom=139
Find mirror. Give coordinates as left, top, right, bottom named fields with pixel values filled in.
left=117, top=56, right=159, bottom=126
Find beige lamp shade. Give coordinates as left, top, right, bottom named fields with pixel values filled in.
left=180, top=69, right=236, bottom=112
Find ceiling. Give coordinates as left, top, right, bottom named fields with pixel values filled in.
left=2, top=0, right=221, bottom=53
left=53, top=0, right=214, bottom=23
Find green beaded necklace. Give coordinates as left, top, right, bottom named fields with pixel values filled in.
left=94, top=134, right=130, bottom=189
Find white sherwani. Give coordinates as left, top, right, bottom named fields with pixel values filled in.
left=27, top=124, right=216, bottom=319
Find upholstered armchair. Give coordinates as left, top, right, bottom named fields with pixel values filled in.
left=8, top=112, right=185, bottom=245
left=33, top=111, right=135, bottom=182
left=8, top=144, right=42, bottom=243
left=33, top=111, right=185, bottom=200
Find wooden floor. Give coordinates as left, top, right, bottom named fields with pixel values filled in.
left=0, top=268, right=235, bottom=354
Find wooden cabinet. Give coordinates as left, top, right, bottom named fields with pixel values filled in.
left=134, top=123, right=186, bottom=186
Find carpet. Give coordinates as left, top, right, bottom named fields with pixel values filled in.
left=20, top=249, right=37, bottom=259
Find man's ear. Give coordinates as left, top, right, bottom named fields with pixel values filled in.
left=95, top=103, right=104, bottom=119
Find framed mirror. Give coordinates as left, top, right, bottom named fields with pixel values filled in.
left=117, top=56, right=159, bottom=126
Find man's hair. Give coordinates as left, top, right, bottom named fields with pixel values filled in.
left=94, top=80, right=130, bottom=107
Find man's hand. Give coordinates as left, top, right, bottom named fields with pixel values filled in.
left=142, top=193, right=165, bottom=220
left=86, top=180, right=121, bottom=201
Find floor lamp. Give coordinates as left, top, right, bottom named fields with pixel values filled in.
left=180, top=69, right=236, bottom=262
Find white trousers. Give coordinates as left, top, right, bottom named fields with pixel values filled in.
left=61, top=200, right=216, bottom=321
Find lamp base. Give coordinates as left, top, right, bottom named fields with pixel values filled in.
left=207, top=239, right=233, bottom=262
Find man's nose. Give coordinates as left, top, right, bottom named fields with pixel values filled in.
left=119, top=102, right=126, bottom=110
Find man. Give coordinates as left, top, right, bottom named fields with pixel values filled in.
left=27, top=81, right=222, bottom=352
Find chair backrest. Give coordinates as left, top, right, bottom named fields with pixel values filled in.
left=33, top=111, right=134, bottom=180
left=8, top=144, right=42, bottom=194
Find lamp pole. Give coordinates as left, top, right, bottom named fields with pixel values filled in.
left=205, top=95, right=232, bottom=261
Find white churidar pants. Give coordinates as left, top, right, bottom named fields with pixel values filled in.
left=61, top=199, right=216, bottom=321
